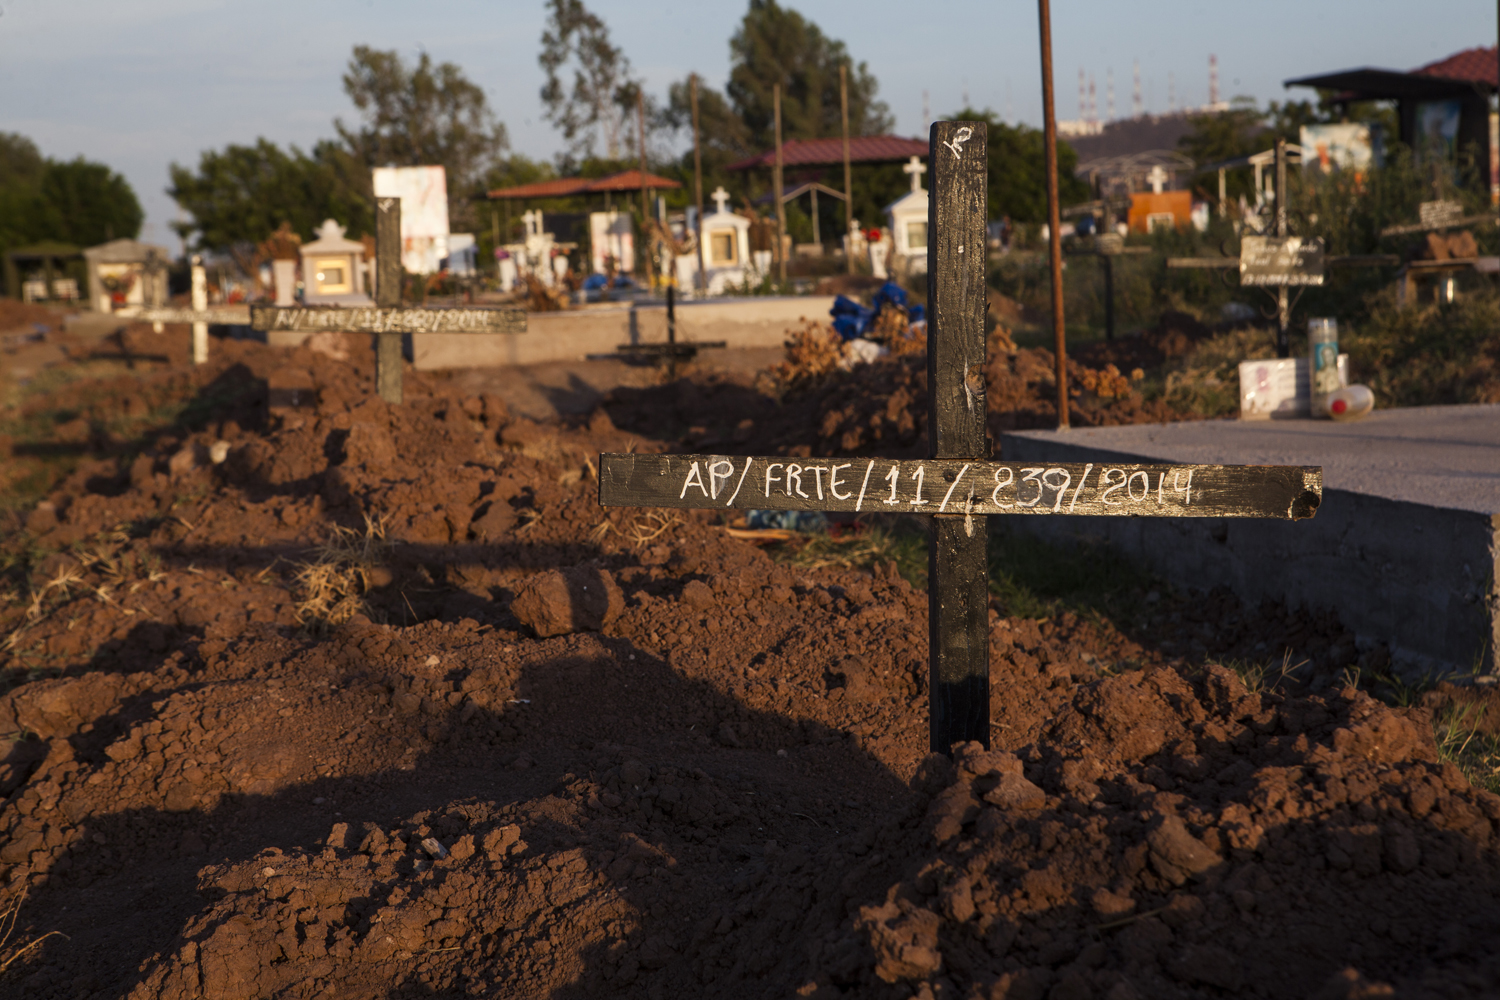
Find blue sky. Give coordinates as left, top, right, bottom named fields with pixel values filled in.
left=1, top=0, right=1492, bottom=245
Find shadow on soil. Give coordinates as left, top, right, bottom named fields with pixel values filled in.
left=6, top=630, right=922, bottom=998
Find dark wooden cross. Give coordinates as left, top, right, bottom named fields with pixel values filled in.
left=248, top=199, right=528, bottom=404
left=597, top=122, right=1324, bottom=754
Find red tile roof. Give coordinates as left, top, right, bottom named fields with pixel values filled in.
left=727, top=135, right=928, bottom=171
left=487, top=170, right=682, bottom=200
left=1414, top=46, right=1498, bottom=87
left=485, top=177, right=593, bottom=200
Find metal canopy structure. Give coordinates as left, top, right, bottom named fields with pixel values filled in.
left=4, top=241, right=82, bottom=300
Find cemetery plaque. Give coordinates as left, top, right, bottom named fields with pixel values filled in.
left=597, top=122, right=1324, bottom=756
left=1239, top=235, right=1326, bottom=286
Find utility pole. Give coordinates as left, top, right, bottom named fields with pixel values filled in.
left=774, top=83, right=787, bottom=284
left=638, top=89, right=653, bottom=289
left=841, top=65, right=855, bottom=275
left=1038, top=0, right=1069, bottom=429
left=1275, top=136, right=1290, bottom=358
left=691, top=74, right=707, bottom=295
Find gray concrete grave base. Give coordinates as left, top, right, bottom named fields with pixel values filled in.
left=1001, top=405, right=1500, bottom=678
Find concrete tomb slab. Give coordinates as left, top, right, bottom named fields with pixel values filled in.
left=1002, top=405, right=1500, bottom=675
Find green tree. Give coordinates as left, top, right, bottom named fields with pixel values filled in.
left=36, top=158, right=143, bottom=246
left=337, top=45, right=509, bottom=228
left=952, top=109, right=1088, bottom=224
left=168, top=139, right=371, bottom=259
left=0, top=134, right=142, bottom=284
left=539, top=0, right=639, bottom=160
left=726, top=0, right=892, bottom=151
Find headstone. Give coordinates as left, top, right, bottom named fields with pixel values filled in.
left=272, top=260, right=297, bottom=307
left=597, top=121, right=1324, bottom=754
left=884, top=156, right=930, bottom=276
left=675, top=187, right=751, bottom=296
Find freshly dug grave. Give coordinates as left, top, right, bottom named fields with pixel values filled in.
left=1, top=333, right=1497, bottom=999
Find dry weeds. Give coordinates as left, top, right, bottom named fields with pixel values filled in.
left=0, top=881, right=65, bottom=976
left=290, top=513, right=390, bottom=630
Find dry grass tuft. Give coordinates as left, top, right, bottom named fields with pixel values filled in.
left=622, top=511, right=680, bottom=549
left=0, top=881, right=66, bottom=975
left=291, top=513, right=390, bottom=630
left=766, top=321, right=850, bottom=391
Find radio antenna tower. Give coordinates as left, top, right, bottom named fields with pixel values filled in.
left=1107, top=67, right=1115, bottom=121
left=1088, top=74, right=1098, bottom=126
left=1209, top=54, right=1219, bottom=107
left=1079, top=68, right=1087, bottom=120
left=1132, top=59, right=1143, bottom=117
left=1168, top=71, right=1176, bottom=113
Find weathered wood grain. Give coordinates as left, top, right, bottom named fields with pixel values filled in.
left=249, top=304, right=527, bottom=335
left=928, top=121, right=988, bottom=460
left=597, top=455, right=1323, bottom=521
left=375, top=198, right=404, bottom=405
left=928, top=120, right=991, bottom=752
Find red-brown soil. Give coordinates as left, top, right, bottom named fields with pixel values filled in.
left=1, top=328, right=1496, bottom=999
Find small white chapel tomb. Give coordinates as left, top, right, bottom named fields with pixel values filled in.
left=299, top=219, right=372, bottom=306
left=83, top=238, right=172, bottom=313
left=675, top=187, right=755, bottom=295
left=883, top=156, right=929, bottom=276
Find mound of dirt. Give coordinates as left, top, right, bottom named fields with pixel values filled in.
left=1, top=331, right=1495, bottom=999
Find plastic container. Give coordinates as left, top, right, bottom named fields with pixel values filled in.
left=1307, top=317, right=1341, bottom=417
left=1326, top=384, right=1375, bottom=421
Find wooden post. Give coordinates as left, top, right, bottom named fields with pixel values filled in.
left=190, top=255, right=208, bottom=365
left=691, top=74, right=707, bottom=296
left=1038, top=0, right=1069, bottom=429
left=638, top=90, right=653, bottom=290
left=1275, top=137, right=1290, bottom=358
left=375, top=197, right=403, bottom=404
left=927, top=120, right=990, bottom=754
left=774, top=83, right=787, bottom=284
left=841, top=65, right=855, bottom=275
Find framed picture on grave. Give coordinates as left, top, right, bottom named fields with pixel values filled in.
left=709, top=230, right=738, bottom=264
left=905, top=220, right=928, bottom=250
left=314, top=258, right=351, bottom=295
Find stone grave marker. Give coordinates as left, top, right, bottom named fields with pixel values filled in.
left=598, top=122, right=1325, bottom=753
left=250, top=199, right=527, bottom=404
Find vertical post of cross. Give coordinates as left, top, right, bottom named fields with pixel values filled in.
left=190, top=255, right=208, bottom=365
left=1274, top=137, right=1291, bottom=358
left=375, top=198, right=403, bottom=404
left=927, top=120, right=990, bottom=754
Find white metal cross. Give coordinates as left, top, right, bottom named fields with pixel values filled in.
left=1148, top=164, right=1168, bottom=194
left=710, top=186, right=731, bottom=214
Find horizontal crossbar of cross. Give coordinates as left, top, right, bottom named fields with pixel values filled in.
left=598, top=454, right=1322, bottom=521
left=248, top=304, right=527, bottom=335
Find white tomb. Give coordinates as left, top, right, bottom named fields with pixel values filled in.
left=675, top=187, right=756, bottom=296
left=883, top=156, right=929, bottom=277
left=299, top=219, right=372, bottom=306
left=589, top=211, right=635, bottom=276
